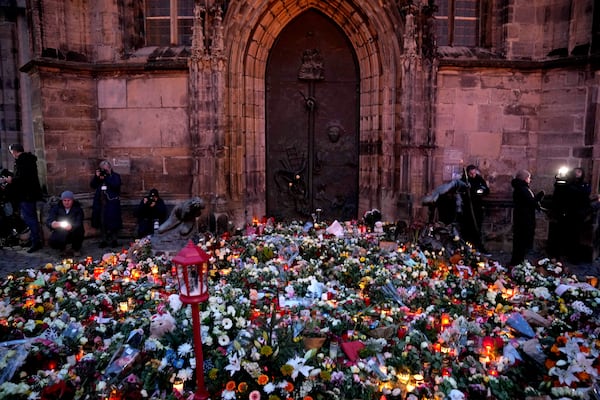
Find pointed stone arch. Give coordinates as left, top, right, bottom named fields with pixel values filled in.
left=222, top=0, right=405, bottom=225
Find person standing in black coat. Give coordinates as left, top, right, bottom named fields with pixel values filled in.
left=564, top=168, right=592, bottom=263
left=5, top=144, right=44, bottom=253
left=510, top=169, right=545, bottom=267
left=460, top=165, right=490, bottom=251
left=134, top=188, right=168, bottom=238
left=46, top=190, right=85, bottom=256
left=91, top=160, right=122, bottom=248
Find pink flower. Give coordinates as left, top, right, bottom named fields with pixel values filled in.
left=249, top=390, right=261, bottom=400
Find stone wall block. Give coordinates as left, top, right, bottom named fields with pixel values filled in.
left=455, top=89, right=490, bottom=105
left=467, top=132, right=502, bottom=158
left=453, top=104, right=478, bottom=132
left=127, top=77, right=188, bottom=108
left=478, top=105, right=504, bottom=133
left=480, top=74, right=508, bottom=89
left=501, top=131, right=529, bottom=146
left=541, top=88, right=587, bottom=108
left=573, top=146, right=593, bottom=158
left=504, top=103, right=538, bottom=116
left=538, top=132, right=582, bottom=146
left=438, top=72, right=461, bottom=88
left=536, top=146, right=571, bottom=158
left=539, top=116, right=577, bottom=133
left=98, top=79, right=127, bottom=108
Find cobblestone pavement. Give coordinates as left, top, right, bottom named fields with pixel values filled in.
left=0, top=237, right=135, bottom=278
left=0, top=237, right=599, bottom=282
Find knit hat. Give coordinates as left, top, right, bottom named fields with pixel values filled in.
left=61, top=190, right=75, bottom=200
left=149, top=188, right=159, bottom=197
left=9, top=143, right=24, bottom=152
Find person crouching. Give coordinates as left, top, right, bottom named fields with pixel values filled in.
left=46, top=190, right=85, bottom=257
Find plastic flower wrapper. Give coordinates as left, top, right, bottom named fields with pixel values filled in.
left=1, top=224, right=600, bottom=399
left=0, top=343, right=29, bottom=385
left=103, top=329, right=144, bottom=380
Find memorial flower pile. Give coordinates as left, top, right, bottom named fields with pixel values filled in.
left=0, top=220, right=598, bottom=400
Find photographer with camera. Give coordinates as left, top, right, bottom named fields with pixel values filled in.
left=134, top=188, right=168, bottom=238
left=90, top=160, right=122, bottom=248
left=46, top=190, right=85, bottom=257
left=460, top=164, right=490, bottom=252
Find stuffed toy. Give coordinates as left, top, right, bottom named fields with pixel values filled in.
left=149, top=312, right=176, bottom=338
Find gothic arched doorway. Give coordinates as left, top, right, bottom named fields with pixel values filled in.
left=266, top=9, right=359, bottom=222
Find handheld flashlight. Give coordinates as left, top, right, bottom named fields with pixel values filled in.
left=555, top=166, right=570, bottom=184
left=59, top=221, right=69, bottom=228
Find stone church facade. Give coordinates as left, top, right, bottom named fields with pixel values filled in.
left=0, top=0, right=598, bottom=253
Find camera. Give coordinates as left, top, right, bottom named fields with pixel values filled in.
left=97, top=169, right=108, bottom=178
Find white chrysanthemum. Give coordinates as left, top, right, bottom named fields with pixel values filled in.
left=221, top=389, right=236, bottom=400
left=221, top=317, right=233, bottom=330
left=218, top=334, right=231, bottom=346
left=572, top=300, right=593, bottom=315
left=177, top=343, right=193, bottom=358
left=226, top=305, right=236, bottom=316
left=168, top=294, right=183, bottom=312
left=235, top=316, right=248, bottom=328
left=263, top=382, right=276, bottom=393
left=177, top=367, right=194, bottom=381
left=24, top=320, right=36, bottom=332
left=531, top=287, right=551, bottom=299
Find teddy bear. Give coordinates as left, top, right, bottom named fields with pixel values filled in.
left=149, top=312, right=176, bottom=338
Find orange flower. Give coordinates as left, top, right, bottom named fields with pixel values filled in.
left=576, top=371, right=591, bottom=382
left=284, top=382, right=294, bottom=392
left=238, top=382, right=248, bottom=393
left=303, top=397, right=314, bottom=400
left=257, top=374, right=269, bottom=385
left=225, top=381, right=236, bottom=392
left=545, top=359, right=557, bottom=369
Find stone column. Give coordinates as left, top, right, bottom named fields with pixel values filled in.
left=188, top=1, right=228, bottom=217
left=397, top=3, right=437, bottom=221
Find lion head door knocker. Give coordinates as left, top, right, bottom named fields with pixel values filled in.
left=326, top=122, right=344, bottom=143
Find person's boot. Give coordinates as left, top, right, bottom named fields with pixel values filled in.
left=27, top=242, right=42, bottom=253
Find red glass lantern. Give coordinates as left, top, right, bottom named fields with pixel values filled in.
left=171, top=240, right=211, bottom=400
left=172, top=240, right=210, bottom=304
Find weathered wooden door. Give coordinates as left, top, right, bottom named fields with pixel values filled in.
left=266, top=10, right=359, bottom=222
